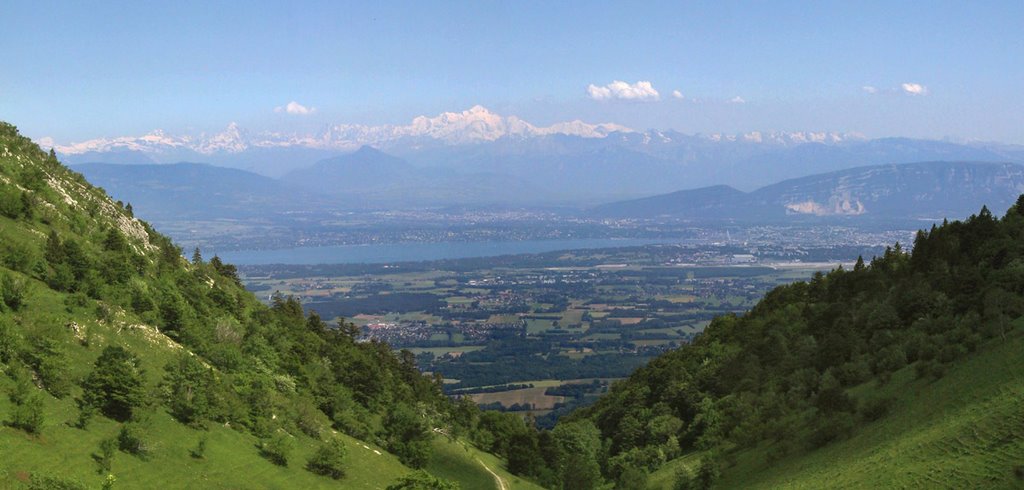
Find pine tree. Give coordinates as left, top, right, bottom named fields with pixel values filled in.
left=81, top=346, right=146, bottom=421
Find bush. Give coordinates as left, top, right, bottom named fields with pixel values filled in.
left=696, top=454, right=721, bottom=490
left=162, top=353, right=212, bottom=426
left=0, top=316, right=20, bottom=363
left=75, top=397, right=96, bottom=429
left=860, top=397, right=893, bottom=422
left=82, top=346, right=146, bottom=421
left=98, top=437, right=117, bottom=473
left=615, top=465, right=648, bottom=490
left=260, top=432, right=293, bottom=467
left=27, top=335, right=72, bottom=398
left=808, top=412, right=855, bottom=448
left=118, top=422, right=150, bottom=458
left=11, top=391, right=45, bottom=434
left=0, top=272, right=28, bottom=310
left=292, top=399, right=322, bottom=438
left=306, top=438, right=347, bottom=479
left=385, top=471, right=460, bottom=490
left=673, top=465, right=696, bottom=490
left=2, top=241, right=37, bottom=273
left=915, top=359, right=946, bottom=381
left=190, top=435, right=208, bottom=459
left=26, top=475, right=89, bottom=490
left=381, top=404, right=432, bottom=468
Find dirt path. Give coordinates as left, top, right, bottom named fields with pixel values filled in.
left=475, top=457, right=508, bottom=490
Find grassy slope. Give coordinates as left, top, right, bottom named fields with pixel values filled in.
left=427, top=438, right=545, bottom=490
left=0, top=161, right=414, bottom=488
left=647, top=321, right=1024, bottom=489
left=0, top=130, right=515, bottom=489
left=0, top=396, right=413, bottom=489
left=0, top=271, right=416, bottom=489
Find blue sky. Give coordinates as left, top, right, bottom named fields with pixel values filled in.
left=2, top=1, right=1022, bottom=143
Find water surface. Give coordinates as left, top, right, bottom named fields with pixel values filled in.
left=219, top=238, right=677, bottom=265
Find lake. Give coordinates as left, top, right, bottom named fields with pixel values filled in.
left=218, top=238, right=678, bottom=265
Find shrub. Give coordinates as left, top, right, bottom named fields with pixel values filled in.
left=11, top=391, right=45, bottom=434
left=0, top=272, right=28, bottom=310
left=162, top=353, right=212, bottom=426
left=190, top=435, right=208, bottom=459
left=118, top=422, right=150, bottom=458
left=673, top=465, right=696, bottom=490
left=915, top=359, right=946, bottom=381
left=98, top=437, right=117, bottom=473
left=2, top=241, right=37, bottom=273
left=385, top=471, right=460, bottom=490
left=615, top=465, right=648, bottom=490
left=27, top=335, right=72, bottom=398
left=75, top=397, right=96, bottom=429
left=259, top=432, right=293, bottom=467
left=82, top=346, right=146, bottom=421
left=0, top=316, right=20, bottom=363
left=696, top=453, right=721, bottom=490
left=859, top=397, right=893, bottom=422
left=808, top=412, right=855, bottom=448
left=306, top=438, right=347, bottom=479
left=293, top=399, right=323, bottom=438
left=26, top=475, right=88, bottom=490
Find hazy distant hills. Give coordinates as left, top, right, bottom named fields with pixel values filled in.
left=77, top=158, right=1024, bottom=227
left=593, top=161, right=1024, bottom=222
left=282, top=146, right=418, bottom=194
left=280, top=146, right=539, bottom=206
left=64, top=107, right=1024, bottom=217
left=74, top=162, right=316, bottom=219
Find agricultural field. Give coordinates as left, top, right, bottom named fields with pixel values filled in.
left=241, top=243, right=877, bottom=422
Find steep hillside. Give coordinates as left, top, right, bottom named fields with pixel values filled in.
left=559, top=196, right=1024, bottom=487
left=594, top=161, right=1024, bottom=222
left=0, top=121, right=520, bottom=489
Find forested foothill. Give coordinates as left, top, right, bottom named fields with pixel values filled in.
left=434, top=195, right=1024, bottom=488
left=0, top=122, right=488, bottom=488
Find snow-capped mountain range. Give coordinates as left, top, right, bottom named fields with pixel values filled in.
left=43, top=105, right=859, bottom=157
left=44, top=106, right=634, bottom=156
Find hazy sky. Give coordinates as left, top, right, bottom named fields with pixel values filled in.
left=2, top=1, right=1022, bottom=143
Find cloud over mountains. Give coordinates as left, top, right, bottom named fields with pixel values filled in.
left=274, top=101, right=316, bottom=115
left=587, top=80, right=660, bottom=101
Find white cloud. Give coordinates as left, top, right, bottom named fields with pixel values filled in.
left=275, top=101, right=316, bottom=115
left=672, top=90, right=684, bottom=99
left=587, top=80, right=660, bottom=101
left=729, top=96, right=746, bottom=104
left=900, top=82, right=927, bottom=96
left=862, top=85, right=878, bottom=94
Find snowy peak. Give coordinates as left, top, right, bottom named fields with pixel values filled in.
left=48, top=106, right=633, bottom=156
left=48, top=129, right=191, bottom=156
left=45, top=105, right=870, bottom=160
left=406, top=105, right=534, bottom=142
left=195, top=122, right=249, bottom=154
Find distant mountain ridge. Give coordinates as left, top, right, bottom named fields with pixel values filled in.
left=281, top=146, right=418, bottom=194
left=50, top=106, right=1024, bottom=192
left=593, top=161, right=1024, bottom=222
left=52, top=106, right=634, bottom=158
